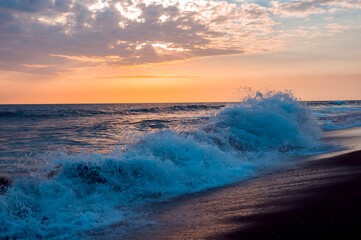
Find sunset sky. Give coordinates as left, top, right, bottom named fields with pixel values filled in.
left=0, top=0, right=360, bottom=104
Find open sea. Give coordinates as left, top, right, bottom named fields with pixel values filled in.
left=0, top=91, right=361, bottom=239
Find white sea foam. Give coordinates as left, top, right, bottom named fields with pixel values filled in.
left=310, top=103, right=361, bottom=131
left=0, top=91, right=327, bottom=239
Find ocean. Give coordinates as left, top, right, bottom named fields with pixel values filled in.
left=1, top=91, right=361, bottom=239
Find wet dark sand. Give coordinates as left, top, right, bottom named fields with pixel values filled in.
left=112, top=127, right=361, bottom=240
left=215, top=150, right=361, bottom=240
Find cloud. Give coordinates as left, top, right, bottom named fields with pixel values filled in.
left=271, top=1, right=325, bottom=17
left=271, top=0, right=361, bottom=17
left=0, top=0, right=359, bottom=74
left=95, top=75, right=198, bottom=79
left=0, top=0, right=276, bottom=74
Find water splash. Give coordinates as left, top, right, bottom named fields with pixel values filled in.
left=0, top=90, right=326, bottom=239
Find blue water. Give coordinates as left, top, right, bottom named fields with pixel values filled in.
left=0, top=91, right=360, bottom=239
left=0, top=103, right=224, bottom=176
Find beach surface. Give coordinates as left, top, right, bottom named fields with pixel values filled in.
left=113, top=127, right=361, bottom=239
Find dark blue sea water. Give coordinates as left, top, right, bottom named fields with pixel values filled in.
left=0, top=92, right=360, bottom=239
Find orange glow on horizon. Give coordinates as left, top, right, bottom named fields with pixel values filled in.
left=1, top=26, right=361, bottom=104
left=1, top=0, right=360, bottom=104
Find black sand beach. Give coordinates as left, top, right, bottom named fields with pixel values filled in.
left=216, top=150, right=361, bottom=240
left=115, top=127, right=361, bottom=240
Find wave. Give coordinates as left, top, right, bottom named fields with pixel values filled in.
left=0, top=91, right=326, bottom=239
left=331, top=101, right=346, bottom=105
left=321, top=122, right=361, bottom=131
left=312, top=105, right=361, bottom=131
left=135, top=119, right=172, bottom=129
left=167, top=104, right=223, bottom=111
left=0, top=108, right=110, bottom=119
left=126, top=104, right=224, bottom=114
left=0, top=104, right=225, bottom=120
left=126, top=107, right=159, bottom=113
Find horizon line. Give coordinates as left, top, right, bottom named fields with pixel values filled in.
left=1, top=99, right=361, bottom=105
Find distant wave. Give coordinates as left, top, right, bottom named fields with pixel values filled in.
left=126, top=104, right=224, bottom=114
left=0, top=109, right=110, bottom=119
left=0, top=91, right=328, bottom=239
left=126, top=107, right=159, bottom=113
left=311, top=104, right=361, bottom=131
left=0, top=104, right=225, bottom=120
left=321, top=122, right=361, bottom=131
left=331, top=100, right=346, bottom=105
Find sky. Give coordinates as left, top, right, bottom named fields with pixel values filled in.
left=0, top=0, right=360, bottom=104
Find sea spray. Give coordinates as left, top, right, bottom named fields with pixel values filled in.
left=0, top=91, right=326, bottom=239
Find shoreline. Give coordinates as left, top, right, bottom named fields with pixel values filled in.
left=111, top=126, right=361, bottom=239
left=214, top=150, right=361, bottom=240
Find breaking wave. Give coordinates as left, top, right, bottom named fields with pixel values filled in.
left=0, top=91, right=326, bottom=239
